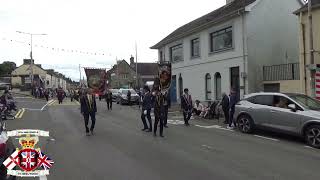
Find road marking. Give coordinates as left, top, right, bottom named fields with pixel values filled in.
left=167, top=120, right=185, bottom=125
left=195, top=124, right=235, bottom=131
left=304, top=145, right=317, bottom=149
left=14, top=109, right=22, bottom=118
left=17, top=108, right=25, bottom=119
left=202, top=145, right=213, bottom=149
left=23, top=108, right=42, bottom=111
left=39, top=175, right=47, bottom=180
left=43, top=99, right=55, bottom=110
left=254, top=135, right=279, bottom=142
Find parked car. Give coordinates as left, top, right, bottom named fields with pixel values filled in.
left=110, top=89, right=119, bottom=102
left=116, top=89, right=139, bottom=105
left=0, top=83, right=11, bottom=91
left=234, top=92, right=320, bottom=148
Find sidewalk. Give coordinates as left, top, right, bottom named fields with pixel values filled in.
left=11, top=88, right=32, bottom=97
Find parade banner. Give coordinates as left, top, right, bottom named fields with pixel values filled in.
left=158, top=62, right=172, bottom=93
left=84, top=68, right=107, bottom=95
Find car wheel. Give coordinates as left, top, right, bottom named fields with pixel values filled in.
left=305, top=125, right=320, bottom=149
left=237, top=114, right=254, bottom=133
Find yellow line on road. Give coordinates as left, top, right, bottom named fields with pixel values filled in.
left=14, top=109, right=22, bottom=119
left=17, top=108, right=25, bottom=119
left=48, top=100, right=56, bottom=106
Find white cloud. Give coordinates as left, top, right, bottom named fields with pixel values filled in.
left=0, top=0, right=225, bottom=81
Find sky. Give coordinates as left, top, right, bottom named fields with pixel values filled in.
left=0, top=0, right=226, bottom=81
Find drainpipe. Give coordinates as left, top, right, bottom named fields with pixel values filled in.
left=300, top=12, right=307, bottom=94
left=239, top=8, right=247, bottom=97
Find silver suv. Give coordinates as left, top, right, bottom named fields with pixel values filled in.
left=235, top=92, right=320, bottom=148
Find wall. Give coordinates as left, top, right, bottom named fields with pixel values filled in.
left=161, top=16, right=247, bottom=102
left=11, top=77, right=21, bottom=86
left=263, top=80, right=302, bottom=93
left=246, top=0, right=301, bottom=93
left=299, top=7, right=320, bottom=96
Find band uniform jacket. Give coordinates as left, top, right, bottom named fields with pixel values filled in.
left=181, top=94, right=192, bottom=112
left=81, top=94, right=97, bottom=114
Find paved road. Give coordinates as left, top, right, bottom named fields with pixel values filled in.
left=5, top=95, right=320, bottom=180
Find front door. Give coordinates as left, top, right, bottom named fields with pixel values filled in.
left=170, top=75, right=177, bottom=103
left=178, top=74, right=183, bottom=98
left=230, top=67, right=240, bottom=100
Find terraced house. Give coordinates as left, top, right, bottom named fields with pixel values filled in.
left=151, top=0, right=303, bottom=103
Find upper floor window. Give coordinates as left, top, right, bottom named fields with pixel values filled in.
left=191, top=38, right=200, bottom=58
left=210, top=26, right=233, bottom=52
left=170, top=44, right=183, bottom=62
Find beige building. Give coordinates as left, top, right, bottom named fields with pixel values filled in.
left=295, top=0, right=320, bottom=96
left=11, top=59, right=47, bottom=89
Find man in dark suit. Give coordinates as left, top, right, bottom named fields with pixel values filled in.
left=141, top=86, right=153, bottom=132
left=163, top=91, right=171, bottom=128
left=221, top=92, right=230, bottom=124
left=105, top=89, right=113, bottom=110
left=80, top=88, right=97, bottom=136
left=181, top=88, right=192, bottom=126
left=153, top=86, right=165, bottom=137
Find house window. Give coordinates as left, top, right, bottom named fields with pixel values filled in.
left=170, top=44, right=183, bottom=62
left=215, top=72, right=222, bottom=100
left=123, top=74, right=128, bottom=79
left=210, top=26, right=233, bottom=52
left=191, top=38, right=200, bottom=58
left=205, top=73, right=212, bottom=100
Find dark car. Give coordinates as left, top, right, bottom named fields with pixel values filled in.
left=110, top=89, right=119, bottom=102
left=116, top=89, right=139, bottom=105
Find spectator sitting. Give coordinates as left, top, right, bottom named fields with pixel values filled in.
left=193, top=100, right=204, bottom=116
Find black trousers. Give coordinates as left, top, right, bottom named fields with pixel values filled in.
left=183, top=110, right=191, bottom=125
left=223, top=109, right=229, bottom=123
left=83, top=112, right=96, bottom=133
left=229, top=108, right=235, bottom=127
left=106, top=99, right=112, bottom=110
left=141, top=109, right=152, bottom=130
left=154, top=114, right=163, bottom=135
left=164, top=106, right=169, bottom=126
left=45, top=95, right=49, bottom=101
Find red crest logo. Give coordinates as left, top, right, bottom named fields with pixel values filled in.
left=17, top=148, right=39, bottom=171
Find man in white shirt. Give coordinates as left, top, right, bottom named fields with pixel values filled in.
left=193, top=100, right=203, bottom=116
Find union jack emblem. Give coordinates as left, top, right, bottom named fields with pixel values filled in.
left=37, top=151, right=54, bottom=170
left=19, top=150, right=38, bottom=171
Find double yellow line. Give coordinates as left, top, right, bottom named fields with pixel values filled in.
left=48, top=99, right=56, bottom=106
left=14, top=108, right=25, bottom=119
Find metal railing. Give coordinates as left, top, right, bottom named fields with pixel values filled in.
left=263, top=63, right=300, bottom=81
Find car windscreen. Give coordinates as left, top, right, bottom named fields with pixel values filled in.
left=289, top=94, right=320, bottom=110
left=110, top=89, right=118, bottom=93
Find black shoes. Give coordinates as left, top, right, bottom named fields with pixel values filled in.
left=90, top=130, right=94, bottom=135
left=164, top=125, right=168, bottom=128
left=141, top=128, right=148, bottom=131
left=146, top=129, right=152, bottom=132
left=86, top=132, right=90, bottom=136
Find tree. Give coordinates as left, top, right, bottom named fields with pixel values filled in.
left=0, top=61, right=16, bottom=76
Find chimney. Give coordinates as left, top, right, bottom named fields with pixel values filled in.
left=226, top=0, right=235, bottom=4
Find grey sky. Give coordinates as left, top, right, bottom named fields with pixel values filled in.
left=0, top=0, right=225, bottom=81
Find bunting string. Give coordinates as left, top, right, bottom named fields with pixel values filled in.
left=1, top=37, right=112, bottom=56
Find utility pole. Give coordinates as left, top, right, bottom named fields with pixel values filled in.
left=135, top=42, right=138, bottom=89
left=79, top=64, right=81, bottom=87
left=308, top=0, right=315, bottom=97
left=16, top=31, right=47, bottom=92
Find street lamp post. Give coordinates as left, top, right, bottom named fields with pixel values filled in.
left=16, top=31, right=47, bottom=93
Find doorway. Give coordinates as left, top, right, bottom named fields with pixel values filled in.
left=170, top=75, right=177, bottom=103
left=230, top=67, right=240, bottom=99
left=178, top=74, right=183, bottom=98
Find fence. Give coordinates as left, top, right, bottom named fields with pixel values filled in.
left=263, top=63, right=300, bottom=81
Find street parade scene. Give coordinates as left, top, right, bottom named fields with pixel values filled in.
left=1, top=0, right=320, bottom=180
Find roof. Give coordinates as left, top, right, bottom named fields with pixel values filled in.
left=151, top=0, right=256, bottom=49
left=136, top=63, right=158, bottom=76
left=294, top=0, right=320, bottom=14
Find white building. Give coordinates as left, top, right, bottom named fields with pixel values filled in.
left=151, top=0, right=303, bottom=103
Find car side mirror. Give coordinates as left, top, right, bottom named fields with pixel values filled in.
left=288, top=104, right=297, bottom=112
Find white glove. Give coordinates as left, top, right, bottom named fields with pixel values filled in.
left=144, top=110, right=147, bottom=115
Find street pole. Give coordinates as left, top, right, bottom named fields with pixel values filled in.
left=79, top=64, right=82, bottom=87
left=308, top=0, right=315, bottom=97
left=16, top=31, right=47, bottom=92
left=135, top=42, right=138, bottom=89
